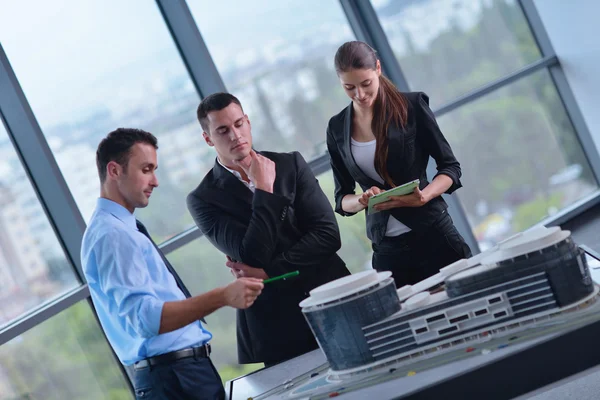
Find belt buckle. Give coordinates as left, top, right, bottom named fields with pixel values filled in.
left=192, top=343, right=210, bottom=359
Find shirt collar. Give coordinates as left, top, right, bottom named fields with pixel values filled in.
left=217, top=157, right=255, bottom=188
left=96, top=198, right=137, bottom=230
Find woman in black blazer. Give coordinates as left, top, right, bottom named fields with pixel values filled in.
left=326, top=41, right=472, bottom=288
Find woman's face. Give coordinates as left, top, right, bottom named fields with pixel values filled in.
left=338, top=61, right=381, bottom=110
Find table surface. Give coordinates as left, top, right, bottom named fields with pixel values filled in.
left=227, top=334, right=552, bottom=400
left=226, top=260, right=600, bottom=400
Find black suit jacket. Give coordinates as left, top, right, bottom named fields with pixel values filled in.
left=187, top=150, right=350, bottom=364
left=326, top=92, right=463, bottom=245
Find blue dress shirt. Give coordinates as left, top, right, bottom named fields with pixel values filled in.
left=81, top=198, right=212, bottom=365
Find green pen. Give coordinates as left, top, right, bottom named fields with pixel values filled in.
left=263, top=270, right=300, bottom=284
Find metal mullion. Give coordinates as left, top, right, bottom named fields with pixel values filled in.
left=519, top=0, right=600, bottom=184
left=309, top=153, right=333, bottom=177
left=0, top=285, right=133, bottom=393
left=544, top=65, right=600, bottom=184
left=433, top=55, right=558, bottom=117
left=160, top=226, right=203, bottom=255
left=0, top=45, right=132, bottom=392
left=85, top=295, right=135, bottom=394
left=338, top=0, right=410, bottom=91
left=518, top=0, right=556, bottom=58
left=153, top=0, right=227, bottom=255
left=425, top=55, right=558, bottom=255
left=541, top=189, right=600, bottom=228
left=0, top=286, right=89, bottom=346
left=155, top=0, right=227, bottom=96
left=0, top=45, right=86, bottom=282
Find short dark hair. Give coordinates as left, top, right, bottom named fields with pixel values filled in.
left=96, top=128, right=158, bottom=183
left=196, top=92, right=243, bottom=134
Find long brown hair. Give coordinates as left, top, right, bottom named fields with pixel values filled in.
left=334, top=41, right=408, bottom=187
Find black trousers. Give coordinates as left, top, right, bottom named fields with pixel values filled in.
left=131, top=357, right=225, bottom=400
left=372, top=211, right=472, bottom=289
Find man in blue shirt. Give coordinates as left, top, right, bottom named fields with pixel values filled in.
left=82, top=128, right=264, bottom=400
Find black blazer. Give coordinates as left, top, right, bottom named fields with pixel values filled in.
left=326, top=91, right=463, bottom=245
left=187, top=150, right=349, bottom=364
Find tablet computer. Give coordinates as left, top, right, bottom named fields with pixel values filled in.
left=368, top=179, right=420, bottom=214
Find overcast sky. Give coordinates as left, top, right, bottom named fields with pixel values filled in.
left=0, top=0, right=368, bottom=127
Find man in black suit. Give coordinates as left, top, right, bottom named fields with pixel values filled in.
left=187, top=92, right=350, bottom=366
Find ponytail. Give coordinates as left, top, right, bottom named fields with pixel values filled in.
left=372, top=75, right=408, bottom=187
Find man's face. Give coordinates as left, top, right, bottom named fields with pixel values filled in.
left=203, top=103, right=253, bottom=164
left=114, top=142, right=159, bottom=211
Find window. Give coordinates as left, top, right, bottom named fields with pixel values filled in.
left=0, top=122, right=78, bottom=329
left=0, top=0, right=204, bottom=243
left=449, top=314, right=469, bottom=324
left=0, top=301, right=131, bottom=399
left=189, top=0, right=355, bottom=161
left=438, top=325, right=459, bottom=335
left=437, top=70, right=597, bottom=248
left=372, top=0, right=541, bottom=108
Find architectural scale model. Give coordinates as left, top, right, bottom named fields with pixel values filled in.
left=233, top=226, right=600, bottom=399
left=283, top=225, right=598, bottom=397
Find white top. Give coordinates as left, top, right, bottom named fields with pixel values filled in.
left=217, top=157, right=256, bottom=193
left=481, top=226, right=569, bottom=264
left=299, top=270, right=392, bottom=308
left=350, top=138, right=411, bottom=237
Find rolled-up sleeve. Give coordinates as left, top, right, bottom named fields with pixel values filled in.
left=95, top=230, right=164, bottom=338
left=416, top=92, right=463, bottom=194
left=327, top=122, right=358, bottom=216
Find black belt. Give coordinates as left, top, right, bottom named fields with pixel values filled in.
left=133, top=343, right=211, bottom=370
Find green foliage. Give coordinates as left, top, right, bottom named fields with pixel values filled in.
left=419, top=1, right=596, bottom=234
left=512, top=193, right=563, bottom=233
left=0, top=302, right=131, bottom=399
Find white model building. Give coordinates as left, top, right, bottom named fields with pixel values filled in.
left=300, top=225, right=596, bottom=378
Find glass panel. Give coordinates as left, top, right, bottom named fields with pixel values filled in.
left=0, top=300, right=131, bottom=400
left=0, top=1, right=204, bottom=242
left=188, top=0, right=355, bottom=161
left=166, top=238, right=263, bottom=382
left=316, top=171, right=373, bottom=274
left=372, top=0, right=542, bottom=108
left=0, top=121, right=78, bottom=329
left=437, top=69, right=597, bottom=249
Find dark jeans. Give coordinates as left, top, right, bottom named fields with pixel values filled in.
left=131, top=357, right=225, bottom=400
left=372, top=211, right=472, bottom=289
